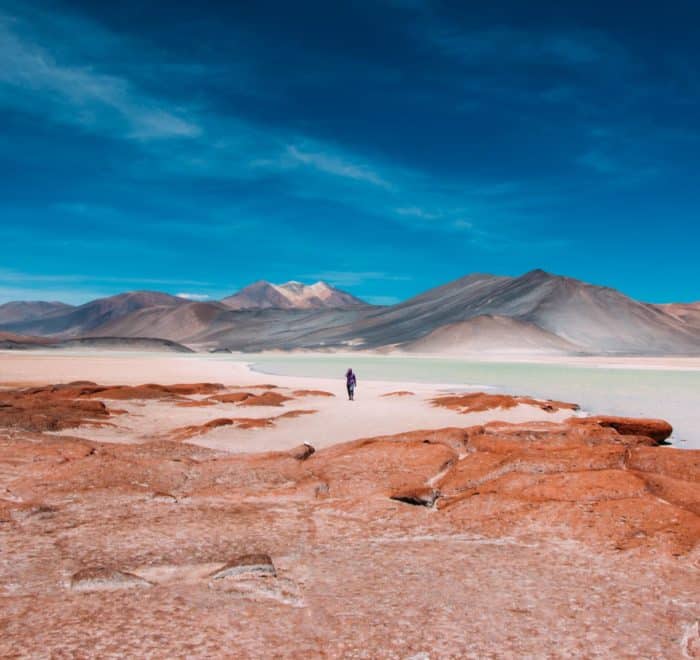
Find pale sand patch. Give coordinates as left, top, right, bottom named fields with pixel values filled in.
left=0, top=351, right=575, bottom=453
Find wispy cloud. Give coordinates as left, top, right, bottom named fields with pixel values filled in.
left=0, top=10, right=398, bottom=199
left=284, top=144, right=394, bottom=189
left=176, top=292, right=210, bottom=301
left=0, top=14, right=200, bottom=140
left=395, top=206, right=439, bottom=220
left=0, top=268, right=219, bottom=304
left=0, top=3, right=576, bottom=254
left=0, top=268, right=211, bottom=287
left=307, top=271, right=411, bottom=286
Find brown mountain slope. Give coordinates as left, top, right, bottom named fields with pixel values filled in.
left=92, top=301, right=234, bottom=342
left=0, top=291, right=186, bottom=337
left=402, top=315, right=583, bottom=355
left=331, top=270, right=700, bottom=355
left=655, top=302, right=700, bottom=331
left=0, top=272, right=698, bottom=355
left=0, top=301, right=73, bottom=324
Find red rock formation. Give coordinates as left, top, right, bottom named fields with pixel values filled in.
left=431, top=391, right=579, bottom=413
left=210, top=554, right=276, bottom=579
left=208, top=391, right=293, bottom=406
left=70, top=567, right=152, bottom=591
left=0, top=384, right=697, bottom=658
left=82, top=383, right=224, bottom=400
left=568, top=415, right=673, bottom=443
left=172, top=410, right=317, bottom=439
left=229, top=383, right=279, bottom=389
left=10, top=382, right=225, bottom=401
left=207, top=391, right=254, bottom=403
left=0, top=387, right=111, bottom=431
left=237, top=391, right=293, bottom=407
left=292, top=389, right=335, bottom=397
left=381, top=391, right=415, bottom=397
left=175, top=399, right=217, bottom=407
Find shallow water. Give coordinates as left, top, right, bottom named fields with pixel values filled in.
left=249, top=355, right=700, bottom=449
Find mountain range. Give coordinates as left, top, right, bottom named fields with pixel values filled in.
left=0, top=271, right=698, bottom=356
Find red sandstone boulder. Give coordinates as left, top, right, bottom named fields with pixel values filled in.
left=568, top=416, right=673, bottom=443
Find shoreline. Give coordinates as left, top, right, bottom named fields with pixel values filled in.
left=248, top=353, right=700, bottom=449
left=1, top=349, right=698, bottom=449
left=251, top=349, right=700, bottom=372
left=5, top=347, right=700, bottom=371
left=0, top=350, right=579, bottom=454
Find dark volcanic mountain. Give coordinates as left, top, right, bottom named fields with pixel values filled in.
left=0, top=301, right=73, bottom=324
left=221, top=280, right=366, bottom=310
left=89, top=302, right=369, bottom=351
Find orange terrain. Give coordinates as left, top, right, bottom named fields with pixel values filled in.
left=0, top=381, right=697, bottom=657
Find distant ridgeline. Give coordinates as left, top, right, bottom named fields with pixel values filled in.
left=1, top=271, right=699, bottom=356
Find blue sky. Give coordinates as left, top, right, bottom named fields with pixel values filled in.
left=1, top=0, right=699, bottom=305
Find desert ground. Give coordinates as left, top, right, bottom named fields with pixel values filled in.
left=1, top=350, right=698, bottom=658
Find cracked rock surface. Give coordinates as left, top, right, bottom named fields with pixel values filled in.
left=0, top=382, right=698, bottom=658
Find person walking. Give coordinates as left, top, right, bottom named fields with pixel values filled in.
left=345, top=368, right=357, bottom=401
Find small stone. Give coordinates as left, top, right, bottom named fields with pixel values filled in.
left=152, top=491, right=178, bottom=503
left=70, top=567, right=152, bottom=591
left=288, top=442, right=315, bottom=461
left=209, top=554, right=276, bottom=579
